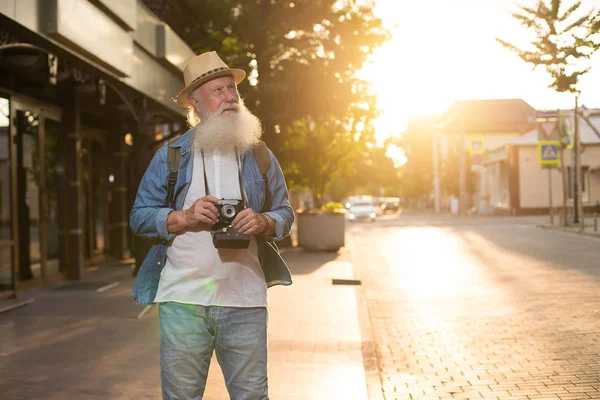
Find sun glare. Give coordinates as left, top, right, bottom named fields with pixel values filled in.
left=361, top=0, right=600, bottom=144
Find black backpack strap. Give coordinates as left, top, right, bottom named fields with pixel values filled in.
left=166, top=137, right=181, bottom=208
left=253, top=140, right=271, bottom=212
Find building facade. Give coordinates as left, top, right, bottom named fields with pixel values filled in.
left=482, top=111, right=600, bottom=215
left=435, top=99, right=537, bottom=214
left=0, top=0, right=196, bottom=298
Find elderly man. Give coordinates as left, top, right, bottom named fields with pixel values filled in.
left=130, top=51, right=294, bottom=399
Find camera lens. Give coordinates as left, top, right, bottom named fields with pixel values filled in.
left=222, top=204, right=236, bottom=219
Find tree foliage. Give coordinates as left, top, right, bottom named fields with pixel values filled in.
left=176, top=0, right=390, bottom=202
left=396, top=116, right=434, bottom=200
left=281, top=115, right=367, bottom=208
left=327, top=140, right=402, bottom=201
left=497, top=0, right=600, bottom=93
left=439, top=140, right=476, bottom=198
left=182, top=0, right=388, bottom=145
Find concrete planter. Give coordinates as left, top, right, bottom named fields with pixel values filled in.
left=297, top=211, right=345, bottom=251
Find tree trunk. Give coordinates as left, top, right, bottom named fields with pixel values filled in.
left=312, top=186, right=324, bottom=210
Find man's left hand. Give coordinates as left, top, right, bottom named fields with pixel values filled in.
left=232, top=209, right=267, bottom=235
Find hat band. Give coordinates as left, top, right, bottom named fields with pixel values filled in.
left=189, top=66, right=230, bottom=86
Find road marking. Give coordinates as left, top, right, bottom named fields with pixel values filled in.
left=332, top=279, right=362, bottom=285
left=96, top=281, right=120, bottom=293
left=0, top=298, right=34, bottom=314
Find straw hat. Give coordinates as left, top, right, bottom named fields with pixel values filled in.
left=175, top=51, right=246, bottom=107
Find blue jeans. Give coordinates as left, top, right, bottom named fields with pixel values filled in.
left=159, top=302, right=269, bottom=400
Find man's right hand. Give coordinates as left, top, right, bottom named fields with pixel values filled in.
left=184, top=196, right=220, bottom=227
left=168, top=196, right=220, bottom=233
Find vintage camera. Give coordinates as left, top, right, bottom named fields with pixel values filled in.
left=212, top=199, right=250, bottom=249
left=213, top=199, right=244, bottom=230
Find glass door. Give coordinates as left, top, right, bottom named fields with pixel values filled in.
left=11, top=97, right=63, bottom=287
left=0, top=97, right=14, bottom=297
left=81, top=133, right=107, bottom=263
left=43, top=117, right=62, bottom=277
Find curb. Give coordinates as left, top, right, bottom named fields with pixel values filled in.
left=536, top=224, right=600, bottom=239
left=346, top=232, right=385, bottom=400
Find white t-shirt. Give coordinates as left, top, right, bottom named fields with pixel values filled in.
left=153, top=148, right=267, bottom=307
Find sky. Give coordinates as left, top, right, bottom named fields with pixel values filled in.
left=359, top=0, right=600, bottom=143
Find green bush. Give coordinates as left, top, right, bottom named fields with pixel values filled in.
left=321, top=202, right=345, bottom=213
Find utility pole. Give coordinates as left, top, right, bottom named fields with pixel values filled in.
left=547, top=166, right=554, bottom=226
left=560, top=144, right=568, bottom=227
left=573, top=95, right=581, bottom=223
left=458, top=117, right=467, bottom=216
left=432, top=126, right=440, bottom=213
left=558, top=111, right=568, bottom=227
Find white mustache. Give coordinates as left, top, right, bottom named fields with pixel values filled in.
left=220, top=103, right=239, bottom=113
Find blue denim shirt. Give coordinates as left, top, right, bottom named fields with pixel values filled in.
left=129, top=130, right=294, bottom=305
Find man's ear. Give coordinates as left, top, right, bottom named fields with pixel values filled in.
left=189, top=94, right=199, bottom=109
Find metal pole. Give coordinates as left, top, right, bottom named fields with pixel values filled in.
left=596, top=201, right=600, bottom=233
left=548, top=166, right=554, bottom=226
left=573, top=95, right=580, bottom=223
left=560, top=147, right=568, bottom=227
left=459, top=118, right=467, bottom=216
left=433, top=128, right=440, bottom=213
left=558, top=111, right=568, bottom=228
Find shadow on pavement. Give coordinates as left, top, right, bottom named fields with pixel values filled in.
left=456, top=224, right=600, bottom=279
left=282, top=248, right=342, bottom=275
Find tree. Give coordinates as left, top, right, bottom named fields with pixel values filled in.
left=327, top=141, right=402, bottom=201
left=439, top=138, right=476, bottom=199
left=497, top=0, right=600, bottom=222
left=397, top=115, right=435, bottom=203
left=152, top=1, right=390, bottom=205
left=281, top=114, right=368, bottom=209
left=497, top=0, right=600, bottom=93
left=178, top=0, right=390, bottom=156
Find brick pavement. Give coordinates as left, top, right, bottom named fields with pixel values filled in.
left=0, top=249, right=369, bottom=399
left=349, top=221, right=600, bottom=400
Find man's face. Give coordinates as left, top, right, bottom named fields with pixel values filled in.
left=189, top=75, right=239, bottom=120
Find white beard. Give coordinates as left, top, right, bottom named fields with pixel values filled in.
left=192, top=99, right=262, bottom=154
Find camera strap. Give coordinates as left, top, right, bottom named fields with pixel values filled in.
left=200, top=148, right=247, bottom=207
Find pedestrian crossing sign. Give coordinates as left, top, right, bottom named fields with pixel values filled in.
left=537, top=141, right=560, bottom=166
left=468, top=137, right=485, bottom=155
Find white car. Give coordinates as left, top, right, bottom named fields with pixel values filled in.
left=348, top=202, right=376, bottom=222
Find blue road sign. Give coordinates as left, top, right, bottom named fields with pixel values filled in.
left=537, top=141, right=561, bottom=166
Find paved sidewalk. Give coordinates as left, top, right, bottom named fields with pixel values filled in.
left=349, top=219, right=600, bottom=400
left=0, top=249, right=368, bottom=399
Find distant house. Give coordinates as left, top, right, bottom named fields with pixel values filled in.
left=436, top=99, right=537, bottom=214
left=439, top=98, right=537, bottom=137
left=483, top=111, right=600, bottom=215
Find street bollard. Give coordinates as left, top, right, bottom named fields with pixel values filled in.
left=596, top=201, right=600, bottom=232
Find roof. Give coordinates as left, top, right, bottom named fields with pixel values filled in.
left=404, top=114, right=437, bottom=135
left=511, top=115, right=600, bottom=146
left=438, top=99, right=537, bottom=134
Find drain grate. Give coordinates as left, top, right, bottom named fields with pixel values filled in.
left=331, top=279, right=361, bottom=286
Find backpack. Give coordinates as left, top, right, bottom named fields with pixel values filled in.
left=166, top=137, right=272, bottom=212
